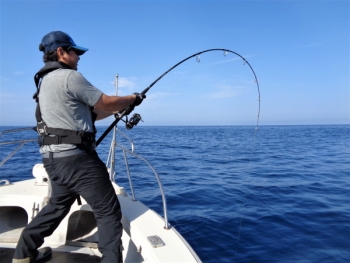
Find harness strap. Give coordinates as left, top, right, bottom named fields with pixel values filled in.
left=34, top=62, right=97, bottom=149
left=38, top=135, right=83, bottom=145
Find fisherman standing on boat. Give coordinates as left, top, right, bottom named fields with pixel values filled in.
left=12, top=31, right=145, bottom=263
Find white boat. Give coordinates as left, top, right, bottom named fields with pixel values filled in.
left=0, top=127, right=202, bottom=262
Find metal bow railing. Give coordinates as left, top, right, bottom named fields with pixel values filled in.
left=106, top=127, right=170, bottom=229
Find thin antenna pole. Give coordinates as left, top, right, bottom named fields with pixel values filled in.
left=115, top=74, right=119, bottom=96
left=109, top=74, right=119, bottom=181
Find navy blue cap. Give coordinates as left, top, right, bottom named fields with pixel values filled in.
left=40, top=31, right=88, bottom=55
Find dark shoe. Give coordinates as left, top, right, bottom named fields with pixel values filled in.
left=13, top=247, right=52, bottom=263
left=32, top=247, right=52, bottom=262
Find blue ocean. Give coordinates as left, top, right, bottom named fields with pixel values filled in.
left=1, top=125, right=349, bottom=263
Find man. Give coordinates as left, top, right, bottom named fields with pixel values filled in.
left=13, top=31, right=144, bottom=263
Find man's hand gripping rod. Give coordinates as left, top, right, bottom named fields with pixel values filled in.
left=95, top=91, right=146, bottom=147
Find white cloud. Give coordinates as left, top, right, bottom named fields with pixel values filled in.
left=0, top=93, right=15, bottom=98
left=210, top=57, right=242, bottom=65
left=291, top=42, right=326, bottom=51
left=140, top=91, right=180, bottom=113
left=108, top=76, right=143, bottom=90
left=205, top=85, right=242, bottom=99
left=107, top=77, right=138, bottom=95
left=208, top=54, right=255, bottom=66
left=118, top=77, right=136, bottom=89
left=13, top=71, right=25, bottom=76
left=147, top=91, right=179, bottom=101
left=1, top=77, right=11, bottom=82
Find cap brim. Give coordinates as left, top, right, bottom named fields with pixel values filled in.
left=72, top=45, right=89, bottom=56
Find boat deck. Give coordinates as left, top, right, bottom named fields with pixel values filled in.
left=0, top=247, right=101, bottom=263
left=0, top=174, right=201, bottom=263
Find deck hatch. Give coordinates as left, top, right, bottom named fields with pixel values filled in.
left=147, top=235, right=165, bottom=248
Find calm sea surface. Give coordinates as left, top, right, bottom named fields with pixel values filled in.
left=1, top=125, right=349, bottom=263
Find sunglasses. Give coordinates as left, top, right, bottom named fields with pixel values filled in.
left=64, top=46, right=83, bottom=56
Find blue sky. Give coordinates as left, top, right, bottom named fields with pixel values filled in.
left=0, top=0, right=349, bottom=126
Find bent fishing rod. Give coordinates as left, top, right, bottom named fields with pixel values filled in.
left=95, top=48, right=260, bottom=147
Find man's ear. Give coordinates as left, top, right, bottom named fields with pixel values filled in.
left=56, top=47, right=65, bottom=59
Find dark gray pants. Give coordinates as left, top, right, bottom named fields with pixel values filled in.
left=14, top=151, right=123, bottom=262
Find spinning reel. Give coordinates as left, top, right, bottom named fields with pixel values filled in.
left=126, top=113, right=143, bottom=130
left=116, top=113, right=143, bottom=130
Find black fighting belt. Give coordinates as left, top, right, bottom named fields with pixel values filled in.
left=34, top=62, right=97, bottom=150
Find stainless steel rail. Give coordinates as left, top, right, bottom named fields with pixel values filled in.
left=0, top=127, right=34, bottom=136
left=107, top=128, right=170, bottom=229
left=0, top=127, right=36, bottom=167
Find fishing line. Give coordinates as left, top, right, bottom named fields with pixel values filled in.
left=231, top=79, right=261, bottom=262
left=232, top=124, right=260, bottom=262
left=142, top=62, right=199, bottom=114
